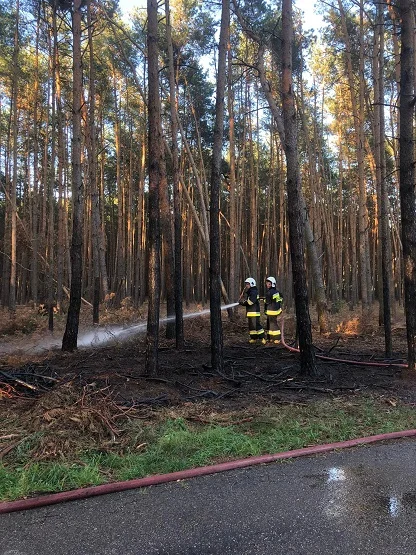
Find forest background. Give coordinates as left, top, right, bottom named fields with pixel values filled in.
left=1, top=0, right=416, bottom=371
left=3, top=0, right=416, bottom=504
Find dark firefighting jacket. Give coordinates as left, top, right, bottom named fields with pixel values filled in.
left=265, top=287, right=283, bottom=316
left=241, top=286, right=261, bottom=317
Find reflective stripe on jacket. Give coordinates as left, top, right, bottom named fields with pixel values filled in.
left=265, top=287, right=283, bottom=316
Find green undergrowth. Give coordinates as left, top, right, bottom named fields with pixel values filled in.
left=1, top=395, right=416, bottom=502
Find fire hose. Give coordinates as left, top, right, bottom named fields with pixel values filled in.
left=280, top=318, right=408, bottom=369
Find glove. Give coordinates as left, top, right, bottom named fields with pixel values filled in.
left=238, top=300, right=245, bottom=306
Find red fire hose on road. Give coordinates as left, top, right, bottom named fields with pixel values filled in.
left=1, top=429, right=416, bottom=515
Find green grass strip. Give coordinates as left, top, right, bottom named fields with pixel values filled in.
left=1, top=397, right=416, bottom=501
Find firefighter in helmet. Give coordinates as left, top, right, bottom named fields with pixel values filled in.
left=264, top=276, right=283, bottom=343
left=239, top=278, right=266, bottom=344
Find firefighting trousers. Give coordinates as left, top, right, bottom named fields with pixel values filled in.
left=248, top=316, right=265, bottom=340
left=265, top=315, right=281, bottom=341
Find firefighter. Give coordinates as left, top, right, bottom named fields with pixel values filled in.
left=264, top=276, right=283, bottom=343
left=239, top=278, right=266, bottom=344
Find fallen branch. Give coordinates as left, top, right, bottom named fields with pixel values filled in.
left=0, top=371, right=38, bottom=391
left=0, top=438, right=24, bottom=460
left=0, top=434, right=20, bottom=441
left=12, top=372, right=59, bottom=383
left=186, top=416, right=254, bottom=425
left=62, top=285, right=93, bottom=308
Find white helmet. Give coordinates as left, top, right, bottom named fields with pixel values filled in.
left=266, top=276, right=276, bottom=287
left=245, top=277, right=256, bottom=287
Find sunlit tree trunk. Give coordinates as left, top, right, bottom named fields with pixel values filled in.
left=113, top=71, right=125, bottom=307
left=47, top=13, right=57, bottom=331
left=8, top=0, right=20, bottom=318
left=53, top=6, right=67, bottom=314
left=373, top=0, right=392, bottom=356
left=338, top=0, right=371, bottom=310
left=86, top=0, right=108, bottom=323
left=227, top=42, right=239, bottom=310
left=165, top=0, right=183, bottom=345
left=30, top=2, right=42, bottom=308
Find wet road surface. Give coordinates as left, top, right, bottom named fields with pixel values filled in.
left=2, top=438, right=416, bottom=554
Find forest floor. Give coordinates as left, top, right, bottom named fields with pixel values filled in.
left=1, top=303, right=416, bottom=466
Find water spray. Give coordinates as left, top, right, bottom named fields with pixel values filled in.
left=77, top=303, right=240, bottom=347
left=0, top=303, right=242, bottom=355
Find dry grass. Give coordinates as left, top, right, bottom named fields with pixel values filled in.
left=0, top=382, right=150, bottom=462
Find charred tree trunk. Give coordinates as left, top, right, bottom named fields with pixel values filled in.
left=399, top=0, right=416, bottom=370
left=209, top=0, right=229, bottom=373
left=62, top=0, right=84, bottom=352
left=281, top=0, right=317, bottom=375
left=145, top=0, right=162, bottom=375
left=374, top=0, right=392, bottom=357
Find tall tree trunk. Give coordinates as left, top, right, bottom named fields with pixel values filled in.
left=145, top=0, right=162, bottom=375
left=31, top=2, right=41, bottom=307
left=86, top=0, right=105, bottom=324
left=338, top=0, right=371, bottom=310
left=9, top=0, right=20, bottom=318
left=62, top=0, right=84, bottom=352
left=298, top=87, right=329, bottom=332
left=227, top=43, right=239, bottom=311
left=47, top=14, right=57, bottom=331
left=210, top=0, right=229, bottom=373
left=398, top=0, right=416, bottom=370
left=248, top=106, right=258, bottom=280
left=374, top=0, right=392, bottom=356
left=165, top=0, right=184, bottom=348
left=233, top=2, right=328, bottom=331
left=113, top=73, right=125, bottom=307
left=281, top=0, right=317, bottom=375
left=159, top=156, right=175, bottom=339
left=54, top=5, right=66, bottom=313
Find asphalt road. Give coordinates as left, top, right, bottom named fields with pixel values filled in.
left=2, top=438, right=416, bottom=554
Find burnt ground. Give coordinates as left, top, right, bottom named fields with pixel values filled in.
left=2, top=306, right=416, bottom=462
left=1, top=308, right=415, bottom=410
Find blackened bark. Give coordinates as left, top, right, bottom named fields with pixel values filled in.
left=62, top=0, right=84, bottom=352
left=281, top=0, right=317, bottom=376
left=145, top=0, right=162, bottom=375
left=210, top=0, right=229, bottom=373
left=159, top=161, right=175, bottom=340
left=399, top=0, right=416, bottom=370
